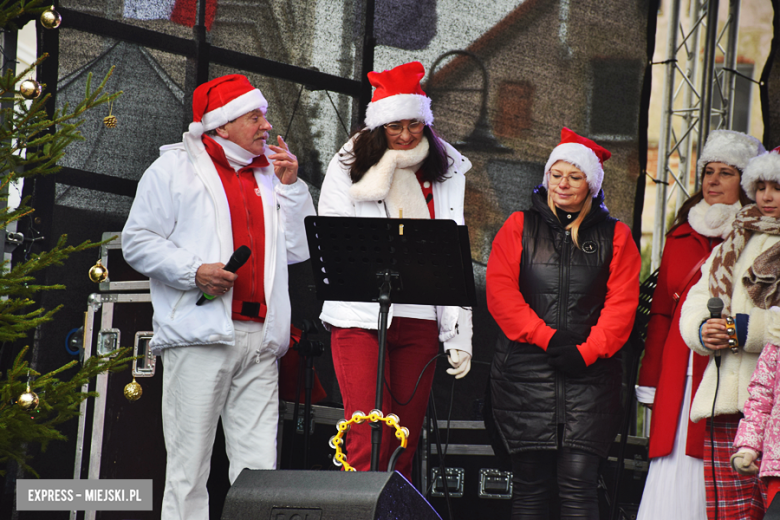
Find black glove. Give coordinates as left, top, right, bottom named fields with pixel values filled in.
left=547, top=330, right=585, bottom=351
left=547, top=345, right=587, bottom=375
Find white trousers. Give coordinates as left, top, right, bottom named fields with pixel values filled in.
left=160, top=323, right=279, bottom=520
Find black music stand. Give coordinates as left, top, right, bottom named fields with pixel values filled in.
left=305, top=216, right=477, bottom=471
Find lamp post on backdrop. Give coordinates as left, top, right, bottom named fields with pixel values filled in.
left=426, top=50, right=510, bottom=154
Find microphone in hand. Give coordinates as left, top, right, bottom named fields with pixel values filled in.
left=707, top=297, right=724, bottom=320
left=706, top=297, right=726, bottom=359
left=196, top=246, right=252, bottom=306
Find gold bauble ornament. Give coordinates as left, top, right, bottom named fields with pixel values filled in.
left=19, top=79, right=41, bottom=99
left=124, top=378, right=142, bottom=402
left=88, top=259, right=108, bottom=283
left=40, top=8, right=62, bottom=30
left=18, top=383, right=39, bottom=411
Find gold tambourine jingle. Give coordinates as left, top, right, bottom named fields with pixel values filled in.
left=103, top=115, right=117, bottom=128
left=88, top=259, right=108, bottom=283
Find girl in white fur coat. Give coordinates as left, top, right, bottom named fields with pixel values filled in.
left=681, top=146, right=780, bottom=520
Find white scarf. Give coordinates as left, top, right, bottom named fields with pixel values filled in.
left=349, top=137, right=431, bottom=219
left=688, top=198, right=741, bottom=239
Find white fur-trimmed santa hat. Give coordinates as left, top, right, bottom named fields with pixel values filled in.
left=543, top=127, right=611, bottom=196
left=364, top=61, right=434, bottom=130
left=742, top=145, right=780, bottom=200
left=188, top=74, right=268, bottom=138
left=696, top=129, right=765, bottom=180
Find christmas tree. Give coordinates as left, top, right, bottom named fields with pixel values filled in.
left=0, top=1, right=133, bottom=477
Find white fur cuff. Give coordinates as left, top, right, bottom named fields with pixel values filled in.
left=744, top=307, right=769, bottom=353
left=365, top=94, right=434, bottom=130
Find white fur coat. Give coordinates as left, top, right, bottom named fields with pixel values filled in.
left=681, top=232, right=780, bottom=422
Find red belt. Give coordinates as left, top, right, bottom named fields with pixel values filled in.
left=232, top=299, right=267, bottom=321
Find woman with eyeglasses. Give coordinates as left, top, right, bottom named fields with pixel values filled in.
left=486, top=128, right=640, bottom=519
left=318, top=61, right=473, bottom=479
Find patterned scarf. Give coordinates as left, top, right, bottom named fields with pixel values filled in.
left=709, top=204, right=780, bottom=314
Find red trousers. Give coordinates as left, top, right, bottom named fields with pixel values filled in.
left=331, top=317, right=439, bottom=480
left=704, top=416, right=766, bottom=520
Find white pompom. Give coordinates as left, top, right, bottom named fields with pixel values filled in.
left=188, top=121, right=204, bottom=138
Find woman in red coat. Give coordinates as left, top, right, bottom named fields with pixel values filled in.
left=636, top=130, right=763, bottom=519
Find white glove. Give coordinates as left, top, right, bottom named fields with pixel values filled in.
left=730, top=448, right=759, bottom=475
left=446, top=349, right=472, bottom=379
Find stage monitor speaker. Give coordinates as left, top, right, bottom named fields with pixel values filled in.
left=221, top=469, right=441, bottom=520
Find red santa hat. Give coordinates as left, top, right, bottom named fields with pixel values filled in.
left=364, top=61, right=434, bottom=130
left=742, top=145, right=780, bottom=200
left=188, top=74, right=268, bottom=138
left=543, top=128, right=611, bottom=196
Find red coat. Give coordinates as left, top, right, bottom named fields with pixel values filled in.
left=637, top=222, right=719, bottom=459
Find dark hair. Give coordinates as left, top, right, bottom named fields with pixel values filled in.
left=340, top=125, right=451, bottom=184
left=667, top=163, right=752, bottom=235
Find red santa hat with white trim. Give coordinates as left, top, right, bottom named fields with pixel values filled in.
left=188, top=74, right=268, bottom=138
left=364, top=61, right=434, bottom=130
left=742, top=145, right=780, bottom=200
left=543, top=128, right=612, bottom=197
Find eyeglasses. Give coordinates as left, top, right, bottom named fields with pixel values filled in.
left=383, top=121, right=425, bottom=136
left=549, top=171, right=586, bottom=188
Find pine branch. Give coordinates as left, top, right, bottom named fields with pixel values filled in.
left=0, top=3, right=131, bottom=477
left=0, top=346, right=136, bottom=476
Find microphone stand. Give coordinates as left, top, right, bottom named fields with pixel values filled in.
left=371, top=270, right=398, bottom=471
left=289, top=320, right=324, bottom=469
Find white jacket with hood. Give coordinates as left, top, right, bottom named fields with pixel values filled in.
left=318, top=137, right=474, bottom=355
left=122, top=133, right=315, bottom=358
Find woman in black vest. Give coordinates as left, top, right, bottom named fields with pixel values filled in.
left=486, top=128, right=641, bottom=519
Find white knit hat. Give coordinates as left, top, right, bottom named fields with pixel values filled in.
left=543, top=127, right=611, bottom=196
left=742, top=146, right=780, bottom=200
left=696, top=130, right=765, bottom=180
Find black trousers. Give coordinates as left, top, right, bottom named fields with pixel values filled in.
left=510, top=448, right=601, bottom=520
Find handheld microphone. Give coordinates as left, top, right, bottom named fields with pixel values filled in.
left=707, top=297, right=725, bottom=361
left=196, top=245, right=252, bottom=306
left=707, top=297, right=724, bottom=320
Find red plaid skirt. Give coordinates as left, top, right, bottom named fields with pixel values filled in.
left=704, top=416, right=766, bottom=520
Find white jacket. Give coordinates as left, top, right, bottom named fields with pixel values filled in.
left=318, top=138, right=474, bottom=355
left=122, top=134, right=315, bottom=358
left=681, top=232, right=780, bottom=421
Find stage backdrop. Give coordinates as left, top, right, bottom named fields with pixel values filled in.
left=1, top=2, right=656, bottom=515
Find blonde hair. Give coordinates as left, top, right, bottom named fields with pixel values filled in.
left=547, top=190, right=593, bottom=249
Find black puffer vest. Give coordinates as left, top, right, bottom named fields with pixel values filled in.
left=490, top=187, right=624, bottom=458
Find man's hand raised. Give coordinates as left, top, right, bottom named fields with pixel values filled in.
left=268, top=135, right=298, bottom=185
